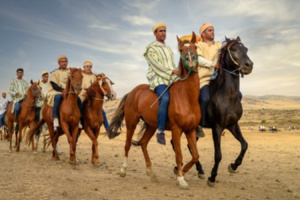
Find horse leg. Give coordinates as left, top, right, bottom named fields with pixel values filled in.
left=14, top=124, right=18, bottom=149
left=139, top=125, right=157, bottom=182
left=71, top=127, right=80, bottom=166
left=16, top=123, right=24, bottom=152
left=29, top=122, right=38, bottom=154
left=207, top=125, right=223, bottom=187
left=61, top=122, right=75, bottom=165
left=171, top=127, right=188, bottom=189
left=227, top=124, right=248, bottom=172
left=187, top=136, right=205, bottom=179
left=7, top=120, right=13, bottom=152
left=42, top=125, right=47, bottom=153
left=182, top=130, right=200, bottom=175
left=85, top=125, right=99, bottom=165
left=120, top=119, right=138, bottom=178
left=48, top=122, right=59, bottom=160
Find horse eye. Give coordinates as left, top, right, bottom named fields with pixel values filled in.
left=231, top=47, right=236, bottom=52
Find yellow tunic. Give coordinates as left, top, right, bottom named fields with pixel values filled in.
left=195, top=41, right=222, bottom=89
left=47, top=68, right=69, bottom=106
left=79, top=72, right=97, bottom=102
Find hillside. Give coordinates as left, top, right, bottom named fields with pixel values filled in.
left=103, top=95, right=300, bottom=130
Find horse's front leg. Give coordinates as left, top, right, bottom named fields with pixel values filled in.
left=208, top=125, right=223, bottom=187
left=7, top=120, right=14, bottom=152
left=187, top=136, right=205, bottom=179
left=182, top=129, right=199, bottom=174
left=16, top=123, right=25, bottom=152
left=71, top=126, right=80, bottom=166
left=84, top=125, right=100, bottom=165
left=227, top=123, right=248, bottom=172
left=29, top=121, right=38, bottom=154
left=61, top=122, right=76, bottom=165
left=171, top=127, right=189, bottom=189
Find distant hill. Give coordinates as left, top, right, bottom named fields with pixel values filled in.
left=244, top=95, right=300, bottom=102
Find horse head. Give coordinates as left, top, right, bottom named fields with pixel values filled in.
left=68, top=68, right=83, bottom=95
left=176, top=32, right=198, bottom=78
left=96, top=73, right=116, bottom=100
left=29, top=80, right=43, bottom=101
left=222, top=36, right=253, bottom=75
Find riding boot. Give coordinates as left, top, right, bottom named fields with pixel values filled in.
left=196, top=126, right=205, bottom=138
left=156, top=132, right=166, bottom=145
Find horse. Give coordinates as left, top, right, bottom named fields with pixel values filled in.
left=108, top=32, right=200, bottom=189
left=6, top=80, right=43, bottom=152
left=27, top=68, right=83, bottom=164
left=188, top=36, right=253, bottom=187
left=82, top=73, right=115, bottom=165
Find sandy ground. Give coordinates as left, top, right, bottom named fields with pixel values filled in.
left=0, top=127, right=300, bottom=200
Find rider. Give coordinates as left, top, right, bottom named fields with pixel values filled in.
left=195, top=23, right=222, bottom=136
left=79, top=60, right=113, bottom=132
left=0, top=92, right=9, bottom=132
left=36, top=71, right=49, bottom=121
left=8, top=68, right=29, bottom=129
left=48, top=55, right=83, bottom=130
left=196, top=23, right=242, bottom=136
left=144, top=22, right=179, bottom=145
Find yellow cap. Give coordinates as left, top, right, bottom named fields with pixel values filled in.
left=199, top=23, right=213, bottom=36
left=57, top=55, right=68, bottom=64
left=41, top=71, right=49, bottom=76
left=83, top=60, right=93, bottom=67
left=179, top=34, right=201, bottom=42
left=152, top=22, right=166, bottom=33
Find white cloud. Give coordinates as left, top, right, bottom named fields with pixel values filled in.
left=122, top=15, right=154, bottom=26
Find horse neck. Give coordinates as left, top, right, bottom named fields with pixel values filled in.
left=86, top=85, right=104, bottom=110
left=65, top=79, right=78, bottom=103
left=24, top=88, right=35, bottom=104
left=222, top=63, right=240, bottom=96
left=177, top=61, right=199, bottom=99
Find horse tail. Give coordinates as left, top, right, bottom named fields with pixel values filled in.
left=107, top=93, right=128, bottom=139
left=26, top=118, right=45, bottom=145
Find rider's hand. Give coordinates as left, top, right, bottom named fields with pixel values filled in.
left=215, top=62, right=220, bottom=69
left=15, top=93, right=19, bottom=97
left=172, top=69, right=179, bottom=76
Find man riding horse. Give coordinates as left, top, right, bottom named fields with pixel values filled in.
left=8, top=68, right=29, bottom=132
left=144, top=22, right=179, bottom=145
left=48, top=55, right=83, bottom=130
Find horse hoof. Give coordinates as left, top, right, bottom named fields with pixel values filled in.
left=119, top=172, right=126, bottom=177
left=9, top=149, right=13, bottom=153
left=93, top=163, right=100, bottom=168
left=72, top=166, right=79, bottom=170
left=228, top=164, right=237, bottom=173
left=177, top=177, right=189, bottom=190
left=198, top=173, right=205, bottom=179
left=150, top=174, right=158, bottom=183
left=207, top=179, right=215, bottom=187
left=32, top=151, right=38, bottom=155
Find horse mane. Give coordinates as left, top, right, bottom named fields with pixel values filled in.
left=84, top=80, right=101, bottom=102
left=63, top=68, right=80, bottom=98
left=216, top=37, right=241, bottom=86
left=177, top=40, right=190, bottom=77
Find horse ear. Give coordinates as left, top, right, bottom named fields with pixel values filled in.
left=191, top=32, right=196, bottom=44
left=177, top=36, right=181, bottom=43
left=30, top=80, right=33, bottom=85
left=237, top=36, right=241, bottom=41
left=225, top=36, right=230, bottom=42
left=37, top=80, right=40, bottom=85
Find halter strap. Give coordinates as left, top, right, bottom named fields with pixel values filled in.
left=227, top=41, right=242, bottom=66
left=177, top=50, right=198, bottom=81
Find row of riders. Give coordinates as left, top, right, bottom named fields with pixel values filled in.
left=0, top=22, right=253, bottom=189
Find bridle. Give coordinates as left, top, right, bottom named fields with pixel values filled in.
left=224, top=41, right=244, bottom=77
left=68, top=73, right=82, bottom=94
left=24, top=85, right=42, bottom=107
left=178, top=44, right=198, bottom=81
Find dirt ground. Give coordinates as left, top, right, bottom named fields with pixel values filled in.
left=0, top=127, right=299, bottom=200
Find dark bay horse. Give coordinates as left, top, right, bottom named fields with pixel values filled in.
left=196, top=37, right=253, bottom=186
left=6, top=80, right=43, bottom=152
left=27, top=68, right=83, bottom=164
left=82, top=74, right=114, bottom=165
left=108, top=32, right=200, bottom=189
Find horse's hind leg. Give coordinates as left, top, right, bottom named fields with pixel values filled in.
left=208, top=125, right=223, bottom=187
left=139, top=125, right=157, bottom=182
left=227, top=124, right=248, bottom=172
left=120, top=117, right=139, bottom=178
left=7, top=120, right=13, bottom=152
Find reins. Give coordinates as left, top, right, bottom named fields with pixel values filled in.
left=223, top=41, right=244, bottom=77
left=24, top=85, right=42, bottom=107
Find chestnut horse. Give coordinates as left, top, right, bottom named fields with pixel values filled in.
left=6, top=80, right=43, bottom=152
left=82, top=74, right=115, bottom=165
left=108, top=32, right=200, bottom=189
left=27, top=68, right=83, bottom=164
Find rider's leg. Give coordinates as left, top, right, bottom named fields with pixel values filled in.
left=53, top=94, right=63, bottom=128
left=155, top=84, right=170, bottom=145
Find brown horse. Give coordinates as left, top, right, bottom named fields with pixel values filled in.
left=27, top=68, right=83, bottom=164
left=108, top=32, right=200, bottom=189
left=6, top=80, right=43, bottom=152
left=82, top=74, right=114, bottom=165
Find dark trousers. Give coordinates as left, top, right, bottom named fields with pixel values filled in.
left=154, top=85, right=170, bottom=132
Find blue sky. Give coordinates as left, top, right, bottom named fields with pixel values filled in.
left=0, top=0, right=299, bottom=99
